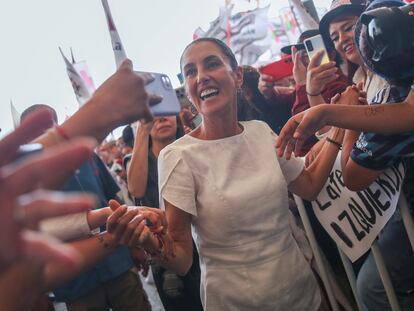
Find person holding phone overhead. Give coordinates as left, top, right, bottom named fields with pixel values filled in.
left=258, top=29, right=348, bottom=156
left=108, top=37, right=351, bottom=310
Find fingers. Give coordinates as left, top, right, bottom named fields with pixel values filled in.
left=139, top=73, right=155, bottom=85
left=148, top=94, right=163, bottom=106
left=126, top=220, right=146, bottom=247
left=119, top=59, right=133, bottom=71
left=276, top=118, right=300, bottom=155
left=112, top=207, right=140, bottom=241
left=109, top=199, right=121, bottom=211
left=358, top=97, right=368, bottom=105
left=330, top=93, right=341, bottom=104
left=21, top=230, right=83, bottom=269
left=2, top=137, right=96, bottom=195
left=283, top=135, right=297, bottom=160
left=138, top=226, right=153, bottom=245
left=139, top=208, right=168, bottom=234
left=291, top=45, right=297, bottom=58
left=16, top=190, right=95, bottom=226
left=260, top=73, right=274, bottom=82
left=140, top=106, right=154, bottom=123
left=107, top=205, right=128, bottom=233
left=0, top=109, right=54, bottom=167
left=121, top=214, right=145, bottom=245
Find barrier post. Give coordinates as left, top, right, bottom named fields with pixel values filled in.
left=370, top=242, right=401, bottom=311
left=293, top=195, right=340, bottom=311
left=337, top=249, right=364, bottom=311
left=397, top=192, right=414, bottom=250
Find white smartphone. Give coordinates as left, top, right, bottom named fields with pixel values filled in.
left=135, top=71, right=180, bottom=116
left=175, top=85, right=203, bottom=128
left=175, top=86, right=192, bottom=109
left=303, top=34, right=330, bottom=66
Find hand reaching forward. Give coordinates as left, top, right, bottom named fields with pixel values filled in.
left=107, top=200, right=175, bottom=259
left=0, top=109, right=96, bottom=272
left=276, top=105, right=329, bottom=159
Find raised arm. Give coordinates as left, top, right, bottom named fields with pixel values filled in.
left=287, top=127, right=344, bottom=201
left=127, top=121, right=153, bottom=198
left=36, top=59, right=161, bottom=147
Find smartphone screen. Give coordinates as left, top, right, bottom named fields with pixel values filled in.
left=135, top=71, right=180, bottom=116
left=303, top=35, right=330, bottom=66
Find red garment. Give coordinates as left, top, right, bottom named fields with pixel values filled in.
left=291, top=73, right=349, bottom=156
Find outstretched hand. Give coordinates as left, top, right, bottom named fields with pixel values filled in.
left=107, top=200, right=174, bottom=259
left=89, top=59, right=163, bottom=128
left=0, top=109, right=97, bottom=272
left=276, top=105, right=329, bottom=159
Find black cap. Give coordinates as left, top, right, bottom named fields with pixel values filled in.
left=280, top=29, right=320, bottom=55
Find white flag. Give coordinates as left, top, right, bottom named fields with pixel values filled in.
left=59, top=47, right=91, bottom=107
left=101, top=0, right=127, bottom=69
left=289, top=0, right=319, bottom=30
left=194, top=6, right=271, bottom=65
left=10, top=100, right=20, bottom=128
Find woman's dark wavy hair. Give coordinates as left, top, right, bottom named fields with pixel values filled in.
left=180, top=37, right=238, bottom=74
left=148, top=116, right=185, bottom=149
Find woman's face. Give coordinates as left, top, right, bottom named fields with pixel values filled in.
left=181, top=41, right=243, bottom=117
left=329, top=15, right=362, bottom=66
left=150, top=116, right=177, bottom=141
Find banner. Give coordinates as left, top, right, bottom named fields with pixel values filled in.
left=101, top=0, right=127, bottom=69
left=311, top=153, right=405, bottom=262
left=59, top=47, right=91, bottom=107
left=194, top=6, right=271, bottom=65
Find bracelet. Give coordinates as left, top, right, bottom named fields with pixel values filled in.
left=54, top=125, right=70, bottom=140
left=306, top=90, right=322, bottom=97
left=326, top=137, right=342, bottom=150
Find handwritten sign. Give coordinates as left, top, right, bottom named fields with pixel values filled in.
left=311, top=153, right=405, bottom=262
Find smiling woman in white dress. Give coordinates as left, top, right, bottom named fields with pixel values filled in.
left=155, top=37, right=345, bottom=311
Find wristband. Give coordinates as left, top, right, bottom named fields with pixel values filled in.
left=326, top=137, right=342, bottom=150
left=306, top=90, right=322, bottom=97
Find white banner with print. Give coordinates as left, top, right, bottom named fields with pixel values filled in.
left=311, top=153, right=405, bottom=262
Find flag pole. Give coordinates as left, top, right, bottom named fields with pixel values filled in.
left=101, top=0, right=128, bottom=69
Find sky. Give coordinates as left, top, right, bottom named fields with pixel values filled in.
left=0, top=0, right=331, bottom=138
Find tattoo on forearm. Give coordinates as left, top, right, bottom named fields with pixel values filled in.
left=97, top=235, right=112, bottom=250
left=364, top=106, right=385, bottom=117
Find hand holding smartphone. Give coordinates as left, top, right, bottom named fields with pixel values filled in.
left=135, top=71, right=180, bottom=116
left=303, top=35, right=330, bottom=66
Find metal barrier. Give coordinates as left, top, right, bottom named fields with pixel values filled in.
left=293, top=192, right=414, bottom=311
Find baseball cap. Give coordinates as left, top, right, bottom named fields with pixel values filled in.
left=319, top=0, right=366, bottom=48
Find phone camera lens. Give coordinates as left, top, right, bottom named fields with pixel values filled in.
left=305, top=41, right=314, bottom=52
left=161, top=75, right=172, bottom=90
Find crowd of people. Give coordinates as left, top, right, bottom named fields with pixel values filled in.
left=2, top=0, right=414, bottom=310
